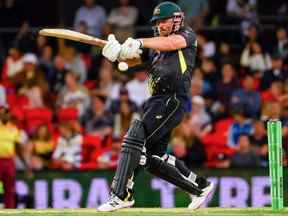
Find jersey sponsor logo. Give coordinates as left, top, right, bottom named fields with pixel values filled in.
left=156, top=115, right=163, bottom=119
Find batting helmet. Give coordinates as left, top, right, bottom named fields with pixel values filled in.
left=150, top=1, right=184, bottom=35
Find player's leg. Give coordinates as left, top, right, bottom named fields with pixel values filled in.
left=142, top=95, right=213, bottom=207
left=97, top=119, right=145, bottom=212
left=145, top=144, right=214, bottom=209
left=144, top=136, right=211, bottom=197
left=2, top=159, right=16, bottom=208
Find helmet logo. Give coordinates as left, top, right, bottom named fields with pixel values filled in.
left=153, top=8, right=160, bottom=16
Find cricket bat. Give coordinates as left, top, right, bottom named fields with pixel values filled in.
left=39, top=28, right=137, bottom=70
left=39, top=28, right=107, bottom=47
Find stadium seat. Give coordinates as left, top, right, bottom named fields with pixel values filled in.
left=25, top=108, right=53, bottom=134
left=80, top=135, right=102, bottom=170
left=57, top=107, right=78, bottom=122
left=7, top=93, right=28, bottom=109
left=9, top=107, right=25, bottom=128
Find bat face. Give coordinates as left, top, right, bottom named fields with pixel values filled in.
left=39, top=28, right=106, bottom=47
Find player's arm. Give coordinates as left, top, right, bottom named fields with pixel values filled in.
left=119, top=33, right=191, bottom=60
left=101, top=34, right=142, bottom=69
left=139, top=34, right=187, bottom=51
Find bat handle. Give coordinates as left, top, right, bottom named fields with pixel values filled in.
left=92, top=38, right=129, bottom=71
left=88, top=38, right=107, bottom=47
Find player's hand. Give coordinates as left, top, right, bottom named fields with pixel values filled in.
left=119, top=37, right=143, bottom=60
left=102, top=34, right=121, bottom=62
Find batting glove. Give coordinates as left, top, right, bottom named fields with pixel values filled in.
left=119, top=37, right=143, bottom=60
left=102, top=34, right=121, bottom=62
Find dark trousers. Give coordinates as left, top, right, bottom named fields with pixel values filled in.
left=142, top=94, right=185, bottom=156
left=0, top=158, right=16, bottom=208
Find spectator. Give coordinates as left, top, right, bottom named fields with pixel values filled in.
left=190, top=77, right=204, bottom=97
left=126, top=68, right=150, bottom=107
left=261, top=54, right=288, bottom=90
left=240, top=42, right=271, bottom=75
left=108, top=86, right=138, bottom=115
left=216, top=64, right=240, bottom=111
left=107, top=0, right=138, bottom=42
left=97, top=138, right=122, bottom=169
left=13, top=21, right=36, bottom=53
left=242, top=24, right=262, bottom=46
left=200, top=58, right=219, bottom=90
left=84, top=95, right=114, bottom=138
left=10, top=53, right=48, bottom=108
left=38, top=45, right=54, bottom=76
left=189, top=95, right=211, bottom=138
left=2, top=47, right=24, bottom=83
left=26, top=125, right=55, bottom=170
left=261, top=101, right=281, bottom=122
left=171, top=116, right=206, bottom=168
left=63, top=46, right=87, bottom=83
left=35, top=35, right=48, bottom=56
left=49, top=55, right=68, bottom=93
left=57, top=71, right=90, bottom=118
left=95, top=59, right=121, bottom=100
left=228, top=108, right=253, bottom=148
left=10, top=53, right=38, bottom=89
left=52, top=122, right=82, bottom=170
left=261, top=81, right=283, bottom=103
left=74, top=0, right=107, bottom=37
left=178, top=0, right=209, bottom=31
left=230, top=75, right=261, bottom=118
left=113, top=100, right=140, bottom=138
left=250, top=120, right=268, bottom=167
left=170, top=137, right=200, bottom=168
left=197, top=34, right=216, bottom=58
left=226, top=0, right=258, bottom=30
left=229, top=134, right=260, bottom=168
left=0, top=108, right=29, bottom=208
left=191, top=67, right=211, bottom=94
left=215, top=42, right=238, bottom=66
left=274, top=27, right=288, bottom=62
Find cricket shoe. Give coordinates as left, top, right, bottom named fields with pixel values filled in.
left=97, top=193, right=135, bottom=212
left=188, top=179, right=214, bottom=210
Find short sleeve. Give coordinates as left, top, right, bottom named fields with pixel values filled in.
left=177, top=29, right=197, bottom=49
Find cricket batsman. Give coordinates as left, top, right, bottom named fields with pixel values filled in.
left=98, top=1, right=214, bottom=211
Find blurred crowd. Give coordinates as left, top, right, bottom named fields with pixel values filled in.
left=0, top=0, right=287, bottom=174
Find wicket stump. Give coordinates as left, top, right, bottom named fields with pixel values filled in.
left=267, top=119, right=284, bottom=210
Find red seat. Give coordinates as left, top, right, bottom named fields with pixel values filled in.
left=7, top=93, right=28, bottom=109
left=80, top=135, right=102, bottom=170
left=10, top=107, right=25, bottom=128
left=25, top=108, right=53, bottom=134
left=57, top=107, right=78, bottom=122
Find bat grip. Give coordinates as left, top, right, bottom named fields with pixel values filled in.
left=91, top=38, right=128, bottom=71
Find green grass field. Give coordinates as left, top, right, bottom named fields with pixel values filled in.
left=0, top=208, right=287, bottom=216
